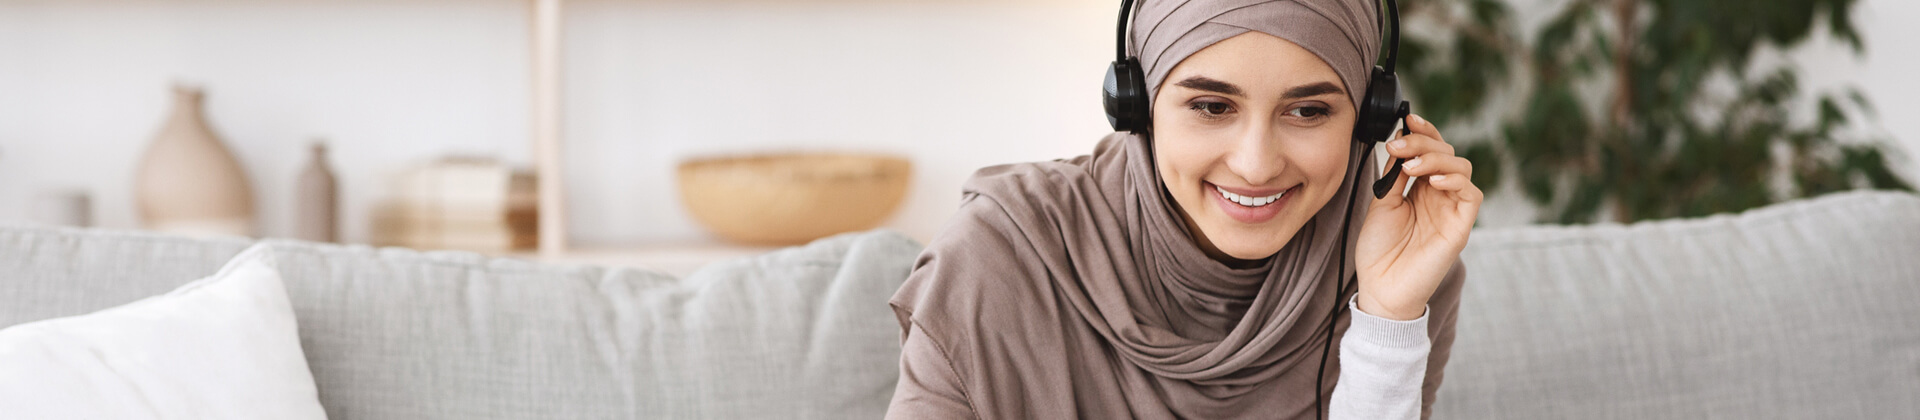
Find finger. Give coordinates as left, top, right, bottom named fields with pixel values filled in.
left=1424, top=173, right=1484, bottom=202
left=1400, top=153, right=1472, bottom=180
left=1384, top=132, right=1454, bottom=160
left=1384, top=113, right=1451, bottom=159
left=1449, top=181, right=1485, bottom=218
left=1405, top=113, right=1445, bottom=143
left=1420, top=175, right=1483, bottom=233
left=1448, top=182, right=1484, bottom=225
left=1372, top=153, right=1414, bottom=207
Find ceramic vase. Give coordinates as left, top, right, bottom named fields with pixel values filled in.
left=134, top=84, right=256, bottom=236
left=31, top=190, right=92, bottom=227
left=294, top=141, right=339, bottom=242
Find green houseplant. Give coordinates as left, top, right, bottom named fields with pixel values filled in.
left=1399, top=0, right=1911, bottom=223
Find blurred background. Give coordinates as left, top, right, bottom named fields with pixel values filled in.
left=0, top=0, right=1912, bottom=266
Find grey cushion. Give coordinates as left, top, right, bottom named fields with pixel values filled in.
left=1439, top=191, right=1920, bottom=419
left=0, top=227, right=923, bottom=419
left=0, top=227, right=252, bottom=327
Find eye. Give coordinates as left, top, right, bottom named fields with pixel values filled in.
left=1189, top=101, right=1233, bottom=119
left=1286, top=106, right=1330, bottom=119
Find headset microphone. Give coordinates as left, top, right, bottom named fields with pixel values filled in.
left=1374, top=103, right=1414, bottom=199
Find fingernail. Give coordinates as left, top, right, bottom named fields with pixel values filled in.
left=1431, top=174, right=1447, bottom=182
left=1389, top=139, right=1407, bottom=150
left=1403, top=157, right=1422, bottom=169
left=1412, top=114, right=1427, bottom=125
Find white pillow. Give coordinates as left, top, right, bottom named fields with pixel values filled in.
left=0, top=244, right=328, bottom=419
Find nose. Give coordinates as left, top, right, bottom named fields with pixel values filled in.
left=1223, top=119, right=1286, bottom=186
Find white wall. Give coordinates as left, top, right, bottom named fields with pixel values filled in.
left=0, top=0, right=1116, bottom=246
left=559, top=0, right=1114, bottom=245
left=0, top=0, right=1913, bottom=246
left=0, top=0, right=533, bottom=243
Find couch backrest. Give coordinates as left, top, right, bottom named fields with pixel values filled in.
left=0, top=227, right=252, bottom=327
left=13, top=191, right=1917, bottom=419
left=1440, top=191, right=1920, bottom=419
left=0, top=227, right=923, bottom=420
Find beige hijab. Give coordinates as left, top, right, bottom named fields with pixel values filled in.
left=890, top=0, right=1464, bottom=418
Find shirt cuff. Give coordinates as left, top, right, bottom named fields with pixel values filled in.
left=1346, top=295, right=1430, bottom=349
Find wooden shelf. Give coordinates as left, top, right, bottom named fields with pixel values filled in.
left=530, top=0, right=568, bottom=257
left=522, top=0, right=790, bottom=276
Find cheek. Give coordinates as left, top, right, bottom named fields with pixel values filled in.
left=1287, top=136, right=1355, bottom=207
left=1304, top=118, right=1359, bottom=196
left=1305, top=144, right=1350, bottom=185
left=1153, top=136, right=1215, bottom=190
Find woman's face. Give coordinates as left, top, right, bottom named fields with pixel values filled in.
left=1151, top=31, right=1357, bottom=263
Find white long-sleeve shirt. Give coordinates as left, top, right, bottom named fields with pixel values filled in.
left=1331, top=296, right=1431, bottom=420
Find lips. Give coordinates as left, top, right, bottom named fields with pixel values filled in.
left=1207, top=182, right=1294, bottom=224
left=1214, top=184, right=1289, bottom=198
left=1217, top=185, right=1287, bottom=206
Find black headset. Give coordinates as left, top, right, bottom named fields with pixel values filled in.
left=1100, top=1, right=1411, bottom=419
left=1102, top=0, right=1411, bottom=200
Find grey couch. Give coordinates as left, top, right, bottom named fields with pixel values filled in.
left=3, top=190, right=1917, bottom=419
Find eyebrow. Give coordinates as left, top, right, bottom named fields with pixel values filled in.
left=1172, top=76, right=1346, bottom=100
left=1282, top=82, right=1345, bottom=99
left=1173, top=76, right=1243, bottom=96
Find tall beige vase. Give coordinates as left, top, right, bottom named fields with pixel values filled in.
left=135, top=84, right=257, bottom=237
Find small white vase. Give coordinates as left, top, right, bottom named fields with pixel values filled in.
left=134, top=84, right=257, bottom=237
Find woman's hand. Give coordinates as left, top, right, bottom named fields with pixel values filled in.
left=1354, top=113, right=1483, bottom=321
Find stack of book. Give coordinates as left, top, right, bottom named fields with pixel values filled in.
left=371, top=157, right=537, bottom=253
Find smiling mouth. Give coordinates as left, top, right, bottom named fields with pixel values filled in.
left=1215, top=184, right=1290, bottom=207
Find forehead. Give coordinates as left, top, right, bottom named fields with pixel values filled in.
left=1165, top=32, right=1345, bottom=95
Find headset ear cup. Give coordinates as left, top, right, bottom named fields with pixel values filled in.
left=1353, top=65, right=1402, bottom=144
left=1104, top=58, right=1150, bottom=134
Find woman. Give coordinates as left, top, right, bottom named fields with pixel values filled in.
left=887, top=0, right=1481, bottom=418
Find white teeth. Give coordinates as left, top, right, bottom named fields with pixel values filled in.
left=1216, top=185, right=1287, bottom=207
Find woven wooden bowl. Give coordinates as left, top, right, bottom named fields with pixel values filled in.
left=677, top=153, right=911, bottom=245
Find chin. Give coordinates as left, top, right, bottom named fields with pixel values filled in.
left=1203, top=224, right=1293, bottom=260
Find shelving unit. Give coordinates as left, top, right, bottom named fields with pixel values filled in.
left=4, top=0, right=934, bottom=275
left=521, top=0, right=776, bottom=273
left=530, top=0, right=568, bottom=257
